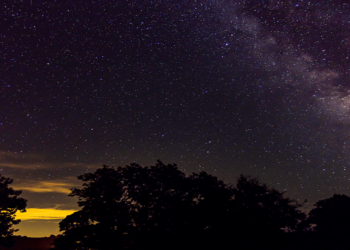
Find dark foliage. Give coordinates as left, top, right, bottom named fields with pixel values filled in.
left=232, top=175, right=306, bottom=233
left=227, top=175, right=306, bottom=249
left=308, top=194, right=350, bottom=235
left=0, top=175, right=27, bottom=248
left=53, top=160, right=306, bottom=250
left=303, top=194, right=350, bottom=249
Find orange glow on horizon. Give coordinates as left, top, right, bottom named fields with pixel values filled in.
left=16, top=208, right=77, bottom=220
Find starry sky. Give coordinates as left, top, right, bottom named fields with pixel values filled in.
left=1, top=0, right=350, bottom=237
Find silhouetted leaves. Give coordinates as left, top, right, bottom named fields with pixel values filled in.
left=0, top=174, right=27, bottom=248
left=303, top=194, right=350, bottom=249
left=308, top=194, right=350, bottom=235
left=232, top=175, right=306, bottom=234
left=53, top=160, right=306, bottom=250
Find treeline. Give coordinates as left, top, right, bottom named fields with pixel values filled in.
left=1, top=160, right=350, bottom=250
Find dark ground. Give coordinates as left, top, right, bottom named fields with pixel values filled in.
left=2, top=236, right=57, bottom=250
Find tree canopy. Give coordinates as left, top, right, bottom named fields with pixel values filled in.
left=53, top=160, right=306, bottom=250
left=232, top=175, right=306, bottom=234
left=0, top=174, right=27, bottom=248
left=307, top=194, right=350, bottom=237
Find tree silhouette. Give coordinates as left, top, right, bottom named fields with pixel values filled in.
left=227, top=175, right=306, bottom=249
left=233, top=175, right=306, bottom=232
left=305, top=194, right=350, bottom=249
left=53, top=161, right=306, bottom=250
left=53, top=161, right=191, bottom=250
left=0, top=174, right=27, bottom=248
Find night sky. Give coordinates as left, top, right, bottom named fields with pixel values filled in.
left=1, top=0, right=350, bottom=237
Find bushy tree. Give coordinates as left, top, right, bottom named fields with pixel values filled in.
left=309, top=194, right=350, bottom=229
left=53, top=161, right=191, bottom=250
left=54, top=161, right=306, bottom=250
left=307, top=194, right=350, bottom=239
left=0, top=174, right=27, bottom=248
left=232, top=175, right=306, bottom=234
left=223, top=175, right=307, bottom=249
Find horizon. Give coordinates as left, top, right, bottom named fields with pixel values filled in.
left=11, top=165, right=326, bottom=237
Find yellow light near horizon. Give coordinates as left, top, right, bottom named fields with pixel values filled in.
left=13, top=181, right=73, bottom=194
left=16, top=208, right=77, bottom=220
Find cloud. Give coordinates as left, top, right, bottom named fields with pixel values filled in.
left=0, top=151, right=41, bottom=160
left=16, top=208, right=77, bottom=220
left=17, top=181, right=73, bottom=194
left=0, top=151, right=98, bottom=170
left=0, top=151, right=55, bottom=170
left=0, top=151, right=43, bottom=169
left=10, top=175, right=84, bottom=195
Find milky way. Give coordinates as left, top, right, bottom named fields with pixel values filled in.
left=1, top=0, right=350, bottom=236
